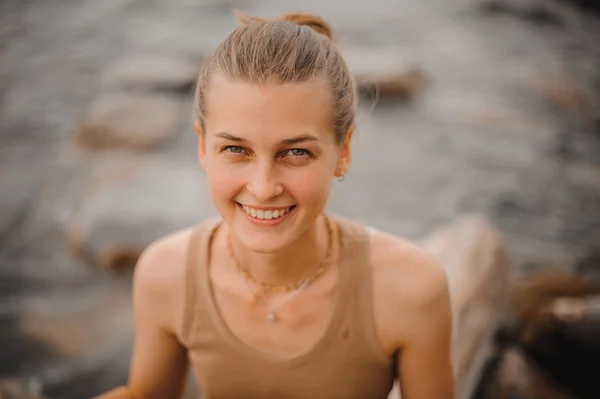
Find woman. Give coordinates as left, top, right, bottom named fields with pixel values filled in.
left=97, top=10, right=454, bottom=399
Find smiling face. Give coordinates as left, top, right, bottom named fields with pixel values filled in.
left=197, top=73, right=352, bottom=253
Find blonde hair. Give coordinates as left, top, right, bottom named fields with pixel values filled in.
left=194, top=11, right=357, bottom=144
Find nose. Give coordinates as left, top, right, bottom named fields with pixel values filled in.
left=246, top=160, right=283, bottom=202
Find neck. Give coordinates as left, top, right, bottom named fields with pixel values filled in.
left=227, top=214, right=332, bottom=289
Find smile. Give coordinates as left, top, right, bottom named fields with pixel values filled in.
left=236, top=202, right=297, bottom=221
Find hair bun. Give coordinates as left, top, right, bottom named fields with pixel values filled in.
left=279, top=13, right=333, bottom=39
left=233, top=10, right=333, bottom=39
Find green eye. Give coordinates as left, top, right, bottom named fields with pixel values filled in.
left=224, top=146, right=245, bottom=154
left=287, top=149, right=311, bottom=157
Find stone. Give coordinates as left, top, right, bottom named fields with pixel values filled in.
left=565, top=163, right=600, bottom=191
left=0, top=144, right=39, bottom=239
left=0, top=198, right=24, bottom=238
left=460, top=105, right=554, bottom=136
left=342, top=48, right=429, bottom=100
left=0, top=378, right=46, bottom=399
left=76, top=93, right=186, bottom=150
left=494, top=349, right=577, bottom=399
left=500, top=271, right=600, bottom=398
left=526, top=71, right=599, bottom=122
left=100, top=56, right=200, bottom=93
left=388, top=215, right=512, bottom=399
left=479, top=0, right=571, bottom=26
left=68, top=160, right=215, bottom=269
left=566, top=0, right=600, bottom=13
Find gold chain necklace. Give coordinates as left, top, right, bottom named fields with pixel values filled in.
left=227, top=216, right=333, bottom=295
left=239, top=272, right=312, bottom=322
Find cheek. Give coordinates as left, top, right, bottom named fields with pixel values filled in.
left=205, top=159, right=244, bottom=200
left=285, top=166, right=334, bottom=205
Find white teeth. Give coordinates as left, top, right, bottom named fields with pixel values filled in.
left=242, top=205, right=291, bottom=220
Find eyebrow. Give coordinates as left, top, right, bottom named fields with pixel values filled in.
left=282, top=134, right=320, bottom=145
left=215, top=132, right=245, bottom=142
left=215, top=132, right=320, bottom=145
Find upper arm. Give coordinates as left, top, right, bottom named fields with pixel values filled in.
left=371, top=233, right=454, bottom=399
left=395, top=252, right=454, bottom=399
left=127, top=233, right=191, bottom=399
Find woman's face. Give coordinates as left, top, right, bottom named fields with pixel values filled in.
left=198, top=73, right=352, bottom=253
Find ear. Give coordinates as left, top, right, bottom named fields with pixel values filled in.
left=335, top=125, right=354, bottom=178
left=195, top=120, right=207, bottom=170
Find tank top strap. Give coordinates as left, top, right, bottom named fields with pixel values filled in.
left=333, top=215, right=386, bottom=361
left=334, top=215, right=372, bottom=282
left=180, top=216, right=222, bottom=348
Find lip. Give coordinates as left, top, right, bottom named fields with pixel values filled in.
left=239, top=205, right=291, bottom=211
left=236, top=202, right=296, bottom=227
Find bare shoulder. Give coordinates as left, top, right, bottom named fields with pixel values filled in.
left=367, top=227, right=451, bottom=350
left=369, top=227, right=449, bottom=304
left=134, top=228, right=195, bottom=294
left=133, top=227, right=197, bottom=333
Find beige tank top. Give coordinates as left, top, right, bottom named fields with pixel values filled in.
left=180, top=216, right=395, bottom=399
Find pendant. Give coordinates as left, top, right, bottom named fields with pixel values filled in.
left=267, top=312, right=277, bottom=323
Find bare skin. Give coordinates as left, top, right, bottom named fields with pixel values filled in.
left=95, top=75, right=453, bottom=399
left=96, top=223, right=452, bottom=399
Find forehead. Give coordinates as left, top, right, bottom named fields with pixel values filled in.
left=204, top=73, right=334, bottom=141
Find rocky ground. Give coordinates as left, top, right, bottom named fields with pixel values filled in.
left=1, top=0, right=599, bottom=398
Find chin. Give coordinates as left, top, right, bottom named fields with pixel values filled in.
left=234, top=226, right=292, bottom=254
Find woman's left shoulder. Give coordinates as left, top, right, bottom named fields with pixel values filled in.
left=364, top=226, right=452, bottom=351
left=367, top=226, right=449, bottom=307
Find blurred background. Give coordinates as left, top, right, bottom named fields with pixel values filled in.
left=1, top=0, right=599, bottom=398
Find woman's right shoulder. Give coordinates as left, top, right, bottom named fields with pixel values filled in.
left=132, top=219, right=218, bottom=333
left=134, top=217, right=220, bottom=290
left=137, top=218, right=218, bottom=289
left=134, top=227, right=196, bottom=292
